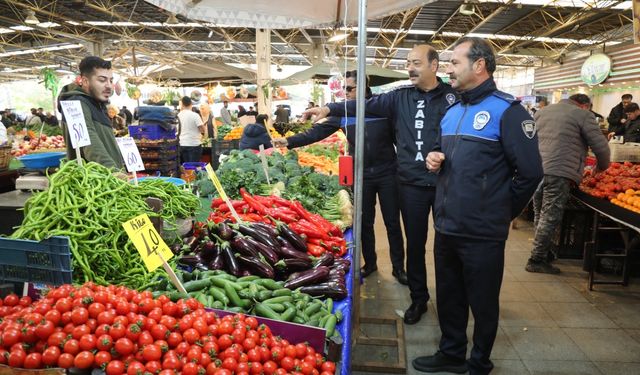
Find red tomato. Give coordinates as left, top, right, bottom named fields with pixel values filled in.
left=299, top=361, right=314, bottom=375
left=73, top=351, right=94, bottom=369
left=3, top=294, right=19, bottom=307
left=127, top=361, right=146, bottom=375
left=95, top=323, right=110, bottom=337
left=162, top=355, right=182, bottom=370
left=280, top=356, right=295, bottom=371
left=167, top=331, right=183, bottom=348
left=43, top=309, right=61, bottom=326
left=321, top=361, right=336, bottom=373
left=146, top=360, right=162, bottom=374
left=183, top=328, right=200, bottom=344
left=46, top=331, right=67, bottom=348
left=60, top=311, right=72, bottom=325
left=192, top=318, right=209, bottom=336
left=2, top=328, right=21, bottom=347
left=218, top=334, right=233, bottom=350
left=105, top=359, right=126, bottom=375
left=116, top=301, right=130, bottom=316
left=162, top=302, right=178, bottom=317
left=182, top=362, right=200, bottom=375
left=95, top=350, right=112, bottom=368
left=138, top=331, right=154, bottom=347
left=96, top=334, right=113, bottom=351
left=151, top=324, right=170, bottom=341
left=175, top=342, right=191, bottom=356
left=71, top=324, right=91, bottom=340
left=79, top=334, right=97, bottom=351
left=221, top=357, right=238, bottom=372
left=97, top=311, right=116, bottom=325
left=41, top=346, right=61, bottom=366
left=246, top=348, right=261, bottom=363
left=23, top=352, right=42, bottom=369
left=142, top=344, right=162, bottom=362
left=218, top=321, right=233, bottom=335
left=57, top=352, right=74, bottom=369
left=199, top=352, right=212, bottom=367
left=8, top=349, right=26, bottom=367
left=262, top=360, right=278, bottom=375
left=88, top=302, right=106, bottom=318
left=125, top=323, right=142, bottom=341
left=244, top=317, right=258, bottom=330
left=63, top=339, right=80, bottom=355
left=18, top=296, right=32, bottom=307
left=109, top=323, right=126, bottom=340
left=295, top=343, right=308, bottom=359
left=114, top=338, right=135, bottom=356
left=71, top=307, right=89, bottom=325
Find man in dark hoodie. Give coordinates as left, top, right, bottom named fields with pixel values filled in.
left=58, top=56, right=123, bottom=169
left=239, top=114, right=272, bottom=150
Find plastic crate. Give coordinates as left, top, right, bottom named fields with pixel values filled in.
left=129, top=124, right=176, bottom=141
left=182, top=162, right=207, bottom=171
left=0, top=236, right=72, bottom=285
left=609, top=142, right=640, bottom=162
left=212, top=140, right=239, bottom=157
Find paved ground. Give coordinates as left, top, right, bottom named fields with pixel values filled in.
left=351, top=214, right=640, bottom=375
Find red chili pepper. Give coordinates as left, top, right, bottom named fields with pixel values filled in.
left=307, top=243, right=326, bottom=257
left=297, top=219, right=325, bottom=232
left=269, top=195, right=294, bottom=208
left=211, top=198, right=225, bottom=208
left=290, top=222, right=331, bottom=240
left=307, top=238, right=324, bottom=245
left=240, top=188, right=269, bottom=215
left=252, top=195, right=275, bottom=207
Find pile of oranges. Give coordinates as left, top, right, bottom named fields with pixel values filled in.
left=222, top=126, right=244, bottom=140
left=610, top=189, right=640, bottom=213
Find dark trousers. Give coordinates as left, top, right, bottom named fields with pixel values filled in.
left=361, top=174, right=405, bottom=271
left=398, top=183, right=436, bottom=304
left=531, top=175, right=573, bottom=262
left=434, top=232, right=505, bottom=375
left=180, top=146, right=202, bottom=163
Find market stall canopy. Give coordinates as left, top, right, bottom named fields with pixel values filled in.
left=280, top=61, right=408, bottom=86
left=144, top=0, right=433, bottom=28
left=146, top=61, right=256, bottom=85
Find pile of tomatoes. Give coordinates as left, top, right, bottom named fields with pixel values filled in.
left=0, top=283, right=336, bottom=375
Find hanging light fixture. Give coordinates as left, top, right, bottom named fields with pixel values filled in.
left=459, top=3, right=476, bottom=16
left=24, top=10, right=40, bottom=25
left=165, top=13, right=179, bottom=25
left=328, top=30, right=350, bottom=43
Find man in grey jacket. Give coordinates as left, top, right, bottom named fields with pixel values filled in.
left=526, top=94, right=610, bottom=274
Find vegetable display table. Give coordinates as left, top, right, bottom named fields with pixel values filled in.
left=573, top=190, right=640, bottom=289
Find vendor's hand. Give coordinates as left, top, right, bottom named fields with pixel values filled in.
left=621, top=118, right=627, bottom=124
left=303, top=106, right=330, bottom=122
left=272, top=137, right=288, bottom=148
left=607, top=132, right=615, bottom=140
left=426, top=151, right=445, bottom=172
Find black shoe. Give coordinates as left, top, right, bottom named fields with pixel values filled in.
left=525, top=258, right=560, bottom=274
left=403, top=302, right=428, bottom=325
left=360, top=264, right=378, bottom=278
left=392, top=269, right=408, bottom=285
left=412, top=351, right=468, bottom=373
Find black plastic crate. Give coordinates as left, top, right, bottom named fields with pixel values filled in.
left=211, top=140, right=239, bottom=169
left=0, top=236, right=72, bottom=285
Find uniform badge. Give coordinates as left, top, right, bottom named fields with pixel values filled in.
left=472, top=111, right=490, bottom=130
left=446, top=93, right=456, bottom=105
left=521, top=120, right=536, bottom=139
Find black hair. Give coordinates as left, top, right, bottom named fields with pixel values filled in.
left=181, top=96, right=192, bottom=107
left=344, top=70, right=373, bottom=98
left=569, top=93, right=591, bottom=105
left=624, top=102, right=639, bottom=113
left=256, top=114, right=268, bottom=125
left=622, top=94, right=633, bottom=100
left=452, top=37, right=496, bottom=74
left=79, top=56, right=111, bottom=77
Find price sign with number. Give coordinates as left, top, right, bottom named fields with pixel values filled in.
left=116, top=136, right=145, bottom=172
left=123, top=214, right=174, bottom=272
left=60, top=100, right=91, bottom=149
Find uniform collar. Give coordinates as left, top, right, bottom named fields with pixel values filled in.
left=459, top=78, right=496, bottom=105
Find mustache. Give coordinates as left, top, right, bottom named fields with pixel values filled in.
left=408, top=72, right=419, bottom=77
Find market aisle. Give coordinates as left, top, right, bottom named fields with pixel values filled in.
left=352, top=208, right=640, bottom=375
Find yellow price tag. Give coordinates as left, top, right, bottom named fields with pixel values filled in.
left=205, top=164, right=228, bottom=201
left=122, top=214, right=174, bottom=272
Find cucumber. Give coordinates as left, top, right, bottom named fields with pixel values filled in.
left=272, top=288, right=292, bottom=297
left=254, top=303, right=282, bottom=320
left=281, top=307, right=296, bottom=322
left=209, top=286, right=230, bottom=305
left=183, top=279, right=212, bottom=292
left=262, top=296, right=293, bottom=305
left=324, top=315, right=337, bottom=337
left=264, top=303, right=285, bottom=313
left=256, top=290, right=273, bottom=301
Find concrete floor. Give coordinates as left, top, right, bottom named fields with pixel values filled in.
left=351, top=214, right=640, bottom=375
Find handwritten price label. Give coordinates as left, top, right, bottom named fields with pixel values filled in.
left=123, top=214, right=173, bottom=272
left=60, top=101, right=91, bottom=149
left=116, top=136, right=145, bottom=172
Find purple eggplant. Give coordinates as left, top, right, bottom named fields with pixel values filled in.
left=313, top=252, right=335, bottom=268
left=216, top=222, right=234, bottom=240
left=220, top=241, right=241, bottom=276
left=182, top=236, right=200, bottom=252
left=236, top=224, right=280, bottom=249
left=328, top=268, right=345, bottom=278
left=251, top=222, right=280, bottom=239
left=284, top=266, right=330, bottom=289
left=170, top=243, right=184, bottom=255
left=178, top=254, right=201, bottom=267
left=243, top=236, right=279, bottom=265
left=207, top=253, right=225, bottom=270
left=275, top=258, right=312, bottom=273
left=279, top=245, right=313, bottom=263
left=276, top=222, right=307, bottom=252
left=200, top=240, right=218, bottom=259
left=236, top=254, right=275, bottom=278
left=333, top=258, right=351, bottom=269
left=230, top=236, right=260, bottom=258
left=299, top=282, right=347, bottom=300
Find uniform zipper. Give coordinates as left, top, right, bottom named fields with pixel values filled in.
left=440, top=104, right=468, bottom=221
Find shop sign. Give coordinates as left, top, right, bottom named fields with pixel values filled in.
left=580, top=54, right=611, bottom=85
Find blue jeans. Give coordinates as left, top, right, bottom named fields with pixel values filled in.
left=180, top=146, right=202, bottom=163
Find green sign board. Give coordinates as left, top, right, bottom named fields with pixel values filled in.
left=580, top=53, right=611, bottom=86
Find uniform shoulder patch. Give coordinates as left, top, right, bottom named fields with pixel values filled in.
left=445, top=93, right=457, bottom=105
left=521, top=120, right=536, bottom=139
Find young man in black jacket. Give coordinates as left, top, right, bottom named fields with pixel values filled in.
left=304, top=45, right=457, bottom=325
left=273, top=70, right=407, bottom=286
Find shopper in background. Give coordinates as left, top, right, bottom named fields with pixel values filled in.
left=274, top=104, right=289, bottom=124
left=304, top=44, right=457, bottom=325
left=200, top=103, right=216, bottom=142
left=26, top=108, right=42, bottom=126
left=3, top=109, right=15, bottom=125
left=424, top=37, right=543, bottom=374
left=621, top=103, right=640, bottom=143
left=273, top=70, right=407, bottom=286
left=247, top=106, right=258, bottom=117
left=307, top=101, right=316, bottom=109
left=107, top=104, right=127, bottom=136
left=36, top=107, right=46, bottom=122
left=607, top=93, right=633, bottom=134
left=590, top=103, right=604, bottom=125
left=58, top=56, right=123, bottom=169
left=120, top=105, right=133, bottom=125
left=44, top=111, right=59, bottom=126
left=239, top=114, right=272, bottom=150
left=237, top=105, right=248, bottom=118
left=177, top=96, right=204, bottom=163
left=220, top=100, right=233, bottom=126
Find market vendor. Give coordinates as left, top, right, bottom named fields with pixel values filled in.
left=239, top=114, right=272, bottom=150
left=107, top=104, right=127, bottom=136
left=58, top=56, right=124, bottom=169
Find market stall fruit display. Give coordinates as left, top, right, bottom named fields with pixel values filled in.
left=11, top=135, right=65, bottom=157
left=580, top=161, right=640, bottom=201
left=0, top=284, right=336, bottom=374
left=222, top=126, right=243, bottom=140
left=11, top=161, right=199, bottom=288
left=610, top=189, right=640, bottom=213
